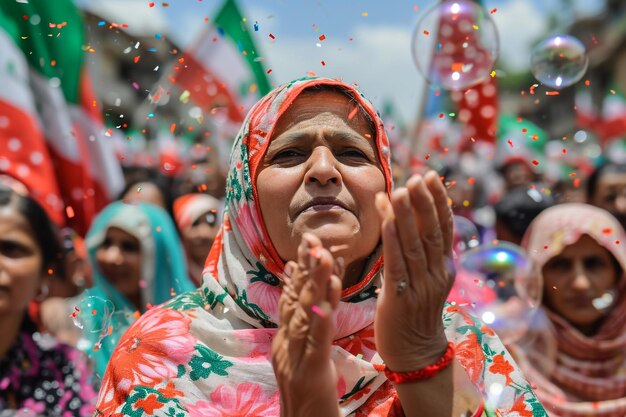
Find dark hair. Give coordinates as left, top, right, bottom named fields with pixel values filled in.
left=586, top=162, right=626, bottom=201
left=118, top=173, right=175, bottom=218
left=495, top=186, right=556, bottom=241
left=0, top=186, right=63, bottom=271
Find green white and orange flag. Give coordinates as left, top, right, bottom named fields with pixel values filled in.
left=0, top=0, right=123, bottom=235
left=167, top=0, right=271, bottom=136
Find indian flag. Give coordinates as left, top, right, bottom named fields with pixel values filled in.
left=0, top=0, right=123, bottom=235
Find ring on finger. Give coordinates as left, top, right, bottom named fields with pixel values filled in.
left=396, top=279, right=408, bottom=295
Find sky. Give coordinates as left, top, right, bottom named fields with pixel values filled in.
left=75, top=0, right=607, bottom=123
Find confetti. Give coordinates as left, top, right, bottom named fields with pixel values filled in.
left=319, top=34, right=326, bottom=41
left=269, top=33, right=275, bottom=40
left=545, top=91, right=559, bottom=96
left=254, top=22, right=259, bottom=31
left=311, top=304, right=328, bottom=318
left=531, top=160, right=539, bottom=166
left=321, top=60, right=326, bottom=66
left=423, top=30, right=430, bottom=36
left=266, top=68, right=272, bottom=74
left=490, top=8, right=497, bottom=14
left=362, top=11, right=368, bottom=16
left=66, top=205, right=75, bottom=218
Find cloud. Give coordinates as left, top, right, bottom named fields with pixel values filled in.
left=490, top=0, right=548, bottom=72
left=262, top=24, right=425, bottom=124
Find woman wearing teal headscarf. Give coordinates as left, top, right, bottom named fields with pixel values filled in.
left=82, top=201, right=195, bottom=377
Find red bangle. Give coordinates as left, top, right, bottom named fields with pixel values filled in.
left=383, top=342, right=455, bottom=384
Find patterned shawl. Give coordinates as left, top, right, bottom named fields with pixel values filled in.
left=514, top=203, right=626, bottom=417
left=94, top=77, right=545, bottom=417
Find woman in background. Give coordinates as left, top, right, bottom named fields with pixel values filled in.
left=83, top=201, right=195, bottom=377
left=0, top=186, right=96, bottom=416
left=514, top=203, right=626, bottom=416
left=173, top=193, right=222, bottom=286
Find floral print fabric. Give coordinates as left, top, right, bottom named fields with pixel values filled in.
left=0, top=317, right=97, bottom=416
left=95, top=77, right=546, bottom=416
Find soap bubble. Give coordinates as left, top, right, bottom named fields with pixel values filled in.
left=71, top=296, right=114, bottom=334
left=412, top=0, right=499, bottom=91
left=454, top=242, right=539, bottom=344
left=453, top=215, right=481, bottom=254
left=530, top=34, right=588, bottom=89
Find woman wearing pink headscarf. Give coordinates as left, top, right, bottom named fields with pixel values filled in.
left=515, top=203, right=626, bottom=416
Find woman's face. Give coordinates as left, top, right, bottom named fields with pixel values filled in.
left=591, top=172, right=626, bottom=228
left=0, top=205, right=43, bottom=317
left=542, top=234, right=620, bottom=333
left=96, top=227, right=142, bottom=301
left=183, top=210, right=219, bottom=265
left=256, top=90, right=386, bottom=280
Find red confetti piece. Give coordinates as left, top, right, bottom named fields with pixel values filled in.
left=584, top=80, right=590, bottom=86
left=170, top=123, right=176, bottom=133
left=266, top=69, right=272, bottom=74
left=423, top=30, right=430, bottom=36
left=319, top=34, right=326, bottom=41
left=532, top=134, right=539, bottom=141
left=573, top=178, right=581, bottom=188
left=490, top=8, right=497, bottom=14
left=149, top=1, right=154, bottom=6
left=92, top=309, right=97, bottom=315
left=507, top=139, right=513, bottom=148
left=66, top=205, right=75, bottom=218
left=562, top=148, right=567, bottom=154
left=602, top=228, right=613, bottom=235
left=544, top=245, right=549, bottom=249
left=348, top=106, right=358, bottom=120
left=531, top=160, right=539, bottom=166
left=269, top=33, right=276, bottom=39
left=439, top=113, right=444, bottom=118
left=134, top=56, right=141, bottom=63
left=321, top=60, right=326, bottom=66
left=545, top=91, right=559, bottom=96
left=616, top=240, right=621, bottom=245
left=425, top=154, right=431, bottom=160
left=521, top=128, right=528, bottom=133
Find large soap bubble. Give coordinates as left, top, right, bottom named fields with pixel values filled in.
left=412, top=0, right=499, bottom=91
left=454, top=242, right=540, bottom=344
left=530, top=34, right=588, bottom=89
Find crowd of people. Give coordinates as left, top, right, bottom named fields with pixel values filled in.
left=1, top=72, right=626, bottom=417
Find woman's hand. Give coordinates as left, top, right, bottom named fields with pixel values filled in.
left=271, top=233, right=342, bottom=417
left=374, top=171, right=454, bottom=372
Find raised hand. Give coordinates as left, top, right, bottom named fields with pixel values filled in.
left=271, top=233, right=342, bottom=417
left=374, top=171, right=455, bottom=372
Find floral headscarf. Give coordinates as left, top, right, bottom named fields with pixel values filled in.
left=514, top=203, right=626, bottom=417
left=95, top=77, right=545, bottom=417
left=83, top=201, right=196, bottom=377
